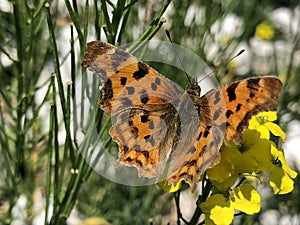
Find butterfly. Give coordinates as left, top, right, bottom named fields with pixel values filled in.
left=82, top=41, right=282, bottom=191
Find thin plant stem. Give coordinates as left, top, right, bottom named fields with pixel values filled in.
left=45, top=102, right=55, bottom=225
left=127, top=0, right=171, bottom=52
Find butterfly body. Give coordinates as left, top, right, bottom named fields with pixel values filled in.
left=82, top=41, right=282, bottom=191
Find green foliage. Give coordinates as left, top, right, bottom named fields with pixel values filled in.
left=0, top=1, right=299, bottom=225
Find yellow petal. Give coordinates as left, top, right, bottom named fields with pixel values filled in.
left=270, top=166, right=295, bottom=194
left=271, top=145, right=297, bottom=178
left=207, top=146, right=240, bottom=183
left=277, top=151, right=297, bottom=179
left=248, top=118, right=260, bottom=130
left=258, top=126, right=271, bottom=139
left=254, top=111, right=277, bottom=122
left=264, top=122, right=286, bottom=141
left=231, top=184, right=261, bottom=214
left=200, top=194, right=234, bottom=225
left=157, top=180, right=181, bottom=193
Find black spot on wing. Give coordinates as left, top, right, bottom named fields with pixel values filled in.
left=179, top=172, right=187, bottom=178
left=133, top=62, right=149, bottom=80
left=141, top=150, right=150, bottom=159
left=130, top=126, right=139, bottom=138
left=236, top=103, right=242, bottom=112
left=144, top=135, right=155, bottom=146
left=249, top=92, right=255, bottom=98
left=246, top=78, right=260, bottom=90
left=103, top=79, right=113, bottom=99
left=140, top=93, right=149, bottom=104
left=120, top=77, right=127, bottom=85
left=226, top=82, right=238, bottom=102
left=189, top=160, right=196, bottom=166
left=196, top=132, right=202, bottom=141
left=136, top=159, right=143, bottom=166
left=141, top=115, right=149, bottom=123
left=247, top=78, right=260, bottom=98
left=125, top=157, right=133, bottom=162
left=203, top=126, right=211, bottom=138
left=226, top=110, right=233, bottom=118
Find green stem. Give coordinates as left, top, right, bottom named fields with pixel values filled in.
left=127, top=0, right=171, bottom=52
left=13, top=0, right=26, bottom=185
left=45, top=102, right=55, bottom=225
left=116, top=0, right=137, bottom=45
left=188, top=178, right=212, bottom=225
left=52, top=74, right=60, bottom=216
left=45, top=4, right=67, bottom=115
left=64, top=0, right=84, bottom=45
left=94, top=0, right=101, bottom=40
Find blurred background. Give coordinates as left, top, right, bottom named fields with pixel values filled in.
left=0, top=0, right=299, bottom=225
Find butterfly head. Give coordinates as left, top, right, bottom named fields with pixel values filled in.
left=185, top=78, right=201, bottom=99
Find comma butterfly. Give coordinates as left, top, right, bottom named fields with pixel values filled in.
left=82, top=41, right=282, bottom=191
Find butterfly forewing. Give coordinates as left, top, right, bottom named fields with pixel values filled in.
left=82, top=41, right=182, bottom=115
left=200, top=76, right=282, bottom=144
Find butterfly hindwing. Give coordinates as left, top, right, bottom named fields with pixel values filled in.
left=167, top=124, right=223, bottom=191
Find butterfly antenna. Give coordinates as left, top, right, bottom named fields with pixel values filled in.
left=197, top=49, right=245, bottom=84
left=165, top=30, right=191, bottom=84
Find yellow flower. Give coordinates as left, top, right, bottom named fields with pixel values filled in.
left=207, top=130, right=272, bottom=191
left=200, top=184, right=260, bottom=225
left=200, top=194, right=234, bottom=225
left=255, top=21, right=275, bottom=40
left=207, top=145, right=239, bottom=182
left=269, top=144, right=297, bottom=194
left=157, top=180, right=182, bottom=193
left=80, top=217, right=111, bottom=225
left=248, top=111, right=286, bottom=141
left=235, top=129, right=273, bottom=173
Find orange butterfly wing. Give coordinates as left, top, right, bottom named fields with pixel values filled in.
left=200, top=77, right=282, bottom=144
